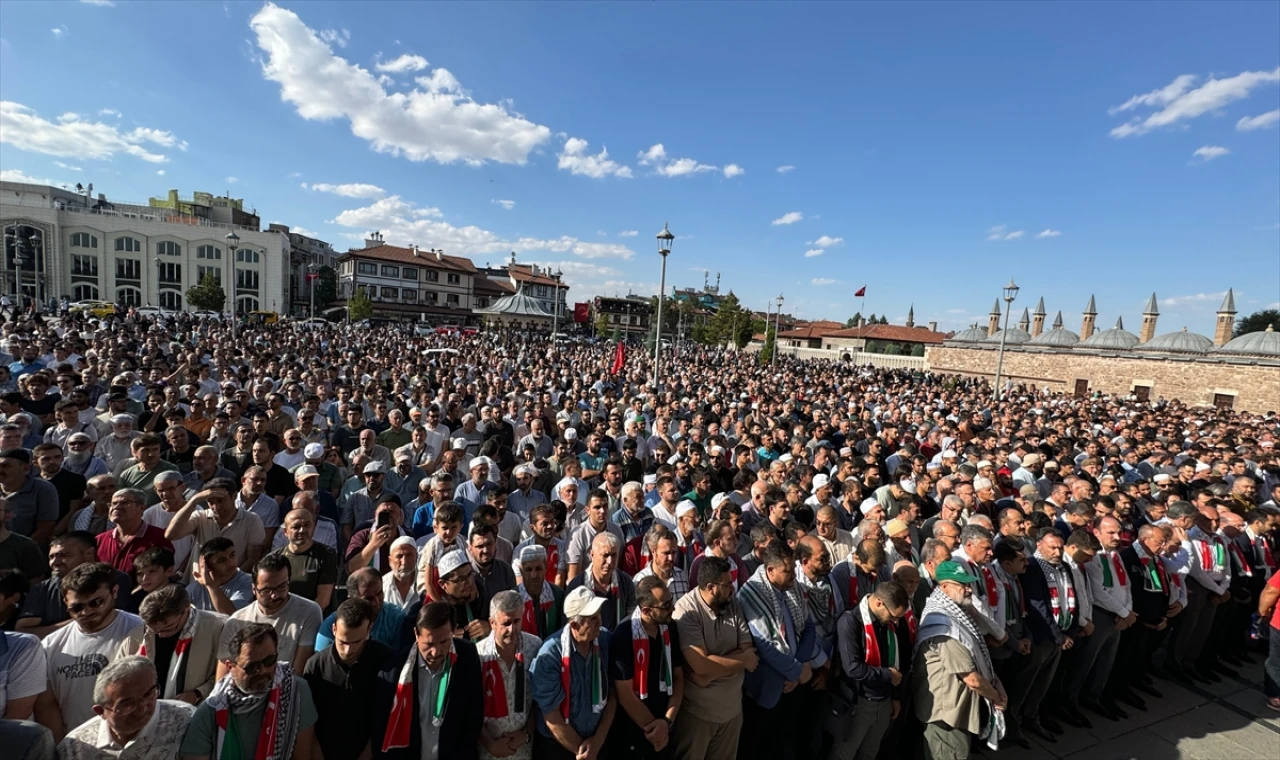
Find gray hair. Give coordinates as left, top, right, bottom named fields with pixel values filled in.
left=644, top=523, right=675, bottom=553
left=116, top=488, right=149, bottom=505
left=154, top=470, right=183, bottom=486
left=960, top=524, right=994, bottom=546
left=942, top=495, right=965, bottom=511
left=931, top=519, right=959, bottom=538
left=921, top=538, right=950, bottom=562
left=591, top=531, right=621, bottom=553
left=489, top=589, right=522, bottom=619
left=972, top=476, right=993, bottom=492
left=346, top=567, right=381, bottom=595
left=621, top=481, right=643, bottom=500
left=1167, top=500, right=1198, bottom=520
left=968, top=514, right=994, bottom=531
left=93, top=656, right=156, bottom=706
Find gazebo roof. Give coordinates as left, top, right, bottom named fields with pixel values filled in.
left=476, top=282, right=554, bottom=318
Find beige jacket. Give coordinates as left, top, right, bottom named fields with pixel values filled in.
left=116, top=607, right=227, bottom=700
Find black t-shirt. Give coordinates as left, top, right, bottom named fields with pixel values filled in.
left=19, top=395, right=57, bottom=420
left=46, top=469, right=87, bottom=520
left=303, top=640, right=389, bottom=760
left=608, top=621, right=684, bottom=724
left=262, top=464, right=297, bottom=503
left=152, top=629, right=179, bottom=686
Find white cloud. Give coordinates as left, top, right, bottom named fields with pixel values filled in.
left=772, top=211, right=803, bottom=226
left=985, top=224, right=1007, bottom=241
left=328, top=195, right=636, bottom=261
left=0, top=101, right=179, bottom=163
left=249, top=3, right=551, bottom=166
left=80, top=0, right=116, bottom=6
left=1237, top=109, right=1280, bottom=131
left=317, top=28, right=350, bottom=48
left=225, top=176, right=239, bottom=184
left=811, top=277, right=837, bottom=286
left=98, top=108, right=121, bottom=118
left=1192, top=145, right=1229, bottom=161
left=637, top=144, right=666, bottom=165
left=1036, top=229, right=1062, bottom=238
left=804, top=249, right=823, bottom=258
left=776, top=165, right=795, bottom=173
left=156, top=169, right=165, bottom=176
left=657, top=157, right=717, bottom=177
left=1161, top=291, right=1229, bottom=307
left=1003, top=230, right=1025, bottom=240
left=287, top=225, right=320, bottom=238
left=556, top=137, right=632, bottom=179
left=722, top=163, right=744, bottom=178
left=0, top=168, right=67, bottom=186
left=1109, top=68, right=1280, bottom=138
left=53, top=161, right=82, bottom=171
left=305, top=181, right=386, bottom=198
left=811, top=235, right=843, bottom=247
left=637, top=142, right=728, bottom=178
left=618, top=230, right=638, bottom=237
left=492, top=199, right=515, bottom=210
left=51, top=26, right=67, bottom=39
left=375, top=54, right=429, bottom=73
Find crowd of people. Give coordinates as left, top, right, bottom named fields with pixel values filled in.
left=0, top=307, right=1277, bottom=760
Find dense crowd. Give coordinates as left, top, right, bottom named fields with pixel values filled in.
left=0, top=308, right=1278, bottom=760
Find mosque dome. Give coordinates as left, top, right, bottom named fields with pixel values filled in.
left=1135, top=328, right=1213, bottom=354
left=1078, top=317, right=1139, bottom=350
left=947, top=324, right=991, bottom=343
left=1028, top=327, right=1080, bottom=348
left=983, top=327, right=1031, bottom=345
left=1216, top=325, right=1280, bottom=358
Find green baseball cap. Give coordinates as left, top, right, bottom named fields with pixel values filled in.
left=934, top=560, right=979, bottom=585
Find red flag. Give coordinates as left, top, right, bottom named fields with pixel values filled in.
left=481, top=660, right=508, bottom=718
left=610, top=341, right=625, bottom=375
left=573, top=303, right=590, bottom=323
left=854, top=286, right=866, bottom=297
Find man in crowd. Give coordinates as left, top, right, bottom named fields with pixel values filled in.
left=530, top=587, right=617, bottom=760
left=17, top=532, right=134, bottom=637
left=304, top=598, right=388, bottom=760
left=217, top=553, right=323, bottom=677
left=187, top=537, right=255, bottom=614
left=116, top=583, right=224, bottom=704
left=830, top=580, right=912, bottom=760
left=477, top=591, right=540, bottom=760
left=56, top=656, right=195, bottom=759
left=566, top=532, right=636, bottom=632
left=608, top=575, right=685, bottom=759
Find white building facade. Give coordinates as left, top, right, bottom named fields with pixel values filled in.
left=1, top=181, right=288, bottom=313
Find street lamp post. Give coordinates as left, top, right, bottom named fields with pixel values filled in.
left=225, top=231, right=239, bottom=339
left=992, top=277, right=1020, bottom=401
left=551, top=268, right=563, bottom=338
left=307, top=263, right=318, bottom=320
left=771, top=294, right=784, bottom=367
left=652, top=223, right=674, bottom=388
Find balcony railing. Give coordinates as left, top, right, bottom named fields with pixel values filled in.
left=59, top=203, right=265, bottom=234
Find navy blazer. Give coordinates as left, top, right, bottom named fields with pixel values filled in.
left=373, top=637, right=484, bottom=760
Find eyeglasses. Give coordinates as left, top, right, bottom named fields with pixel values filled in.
left=254, top=580, right=290, bottom=597
left=103, top=683, right=159, bottom=714
left=645, top=602, right=676, bottom=612
left=235, top=654, right=278, bottom=675
left=67, top=594, right=111, bottom=615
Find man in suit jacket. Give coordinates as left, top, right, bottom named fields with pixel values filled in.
left=374, top=600, right=483, bottom=760
left=1108, top=524, right=1172, bottom=717
left=116, top=583, right=225, bottom=703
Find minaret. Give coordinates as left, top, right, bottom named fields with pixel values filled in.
left=1052, top=311, right=1064, bottom=330
left=1017, top=307, right=1031, bottom=333
left=1214, top=288, right=1236, bottom=346
left=988, top=298, right=1002, bottom=337
left=1139, top=292, right=1159, bottom=344
left=905, top=304, right=915, bottom=329
left=1081, top=294, right=1097, bottom=341
left=1031, top=297, right=1046, bottom=337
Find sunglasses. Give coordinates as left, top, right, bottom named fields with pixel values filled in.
left=235, top=653, right=278, bottom=675
left=67, top=595, right=111, bottom=615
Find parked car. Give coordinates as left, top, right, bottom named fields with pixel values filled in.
left=135, top=306, right=174, bottom=318
left=68, top=300, right=115, bottom=318
left=435, top=324, right=461, bottom=335
left=191, top=310, right=223, bottom=321
left=297, top=317, right=328, bottom=329
left=413, top=323, right=434, bottom=337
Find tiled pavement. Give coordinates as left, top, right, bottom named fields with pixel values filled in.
left=973, top=659, right=1279, bottom=760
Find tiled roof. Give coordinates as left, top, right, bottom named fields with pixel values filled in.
left=509, top=264, right=568, bottom=288
left=339, top=244, right=477, bottom=273
left=824, top=324, right=948, bottom=344
left=474, top=276, right=515, bottom=295
left=778, top=324, right=843, bottom=340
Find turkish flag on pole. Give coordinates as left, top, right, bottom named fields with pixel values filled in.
left=610, top=341, right=625, bottom=375
left=854, top=286, right=866, bottom=297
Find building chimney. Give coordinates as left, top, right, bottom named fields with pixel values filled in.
left=1031, top=297, right=1046, bottom=337
left=364, top=231, right=384, bottom=249
left=987, top=298, right=1002, bottom=337
left=927, top=320, right=937, bottom=333
left=1139, top=292, right=1159, bottom=344
left=1214, top=288, right=1236, bottom=346
left=1080, top=294, right=1097, bottom=341
left=435, top=248, right=443, bottom=262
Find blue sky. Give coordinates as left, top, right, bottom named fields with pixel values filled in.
left=1, top=0, right=1277, bottom=332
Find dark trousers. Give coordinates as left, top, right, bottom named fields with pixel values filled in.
left=1058, top=608, right=1121, bottom=707
left=1109, top=624, right=1152, bottom=696
left=790, top=680, right=826, bottom=759
left=1007, top=640, right=1060, bottom=723
left=738, top=690, right=801, bottom=760
left=1265, top=624, right=1280, bottom=699
left=1172, top=581, right=1217, bottom=664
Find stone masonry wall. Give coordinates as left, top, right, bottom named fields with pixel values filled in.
left=926, top=346, right=1280, bottom=412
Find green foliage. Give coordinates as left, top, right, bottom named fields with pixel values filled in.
left=844, top=311, right=863, bottom=328
left=911, top=343, right=926, bottom=357
left=348, top=289, right=373, bottom=321
left=1235, top=309, right=1279, bottom=338
left=314, top=266, right=338, bottom=308
left=186, top=273, right=226, bottom=312
left=594, top=312, right=610, bottom=337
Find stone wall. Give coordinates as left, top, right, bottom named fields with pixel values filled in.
left=926, top=345, right=1280, bottom=412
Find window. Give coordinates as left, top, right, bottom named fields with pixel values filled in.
left=73, top=284, right=100, bottom=301
left=476, top=296, right=489, bottom=308
left=380, top=286, right=399, bottom=300
left=196, top=245, right=222, bottom=260
left=610, top=314, right=619, bottom=324
left=403, top=268, right=418, bottom=281
left=536, top=285, right=547, bottom=297
left=157, top=262, right=181, bottom=284
left=116, top=259, right=141, bottom=280
left=381, top=265, right=400, bottom=278
left=403, top=289, right=417, bottom=303
left=424, top=292, right=438, bottom=304
left=236, top=249, right=260, bottom=264
left=236, top=296, right=259, bottom=313
left=115, top=237, right=141, bottom=253
left=237, top=269, right=259, bottom=290
left=1213, top=393, right=1235, bottom=410
left=446, top=293, right=460, bottom=306
left=159, top=291, right=182, bottom=311
left=357, top=262, right=377, bottom=275
left=448, top=273, right=460, bottom=285
left=117, top=287, right=141, bottom=307
left=1133, top=385, right=1151, bottom=402
left=70, top=232, right=98, bottom=249
left=197, top=265, right=222, bottom=285
left=156, top=241, right=182, bottom=256
left=425, top=270, right=439, bottom=282
left=71, top=255, right=98, bottom=276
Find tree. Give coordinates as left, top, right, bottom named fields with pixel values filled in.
left=705, top=292, right=755, bottom=348
left=878, top=315, right=890, bottom=325
left=867, top=313, right=878, bottom=324
left=1235, top=309, right=1279, bottom=337
left=314, top=266, right=338, bottom=309
left=844, top=311, right=863, bottom=328
left=186, top=273, right=226, bottom=312
left=760, top=325, right=776, bottom=364
left=347, top=288, right=373, bottom=321
left=594, top=311, right=610, bottom=338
